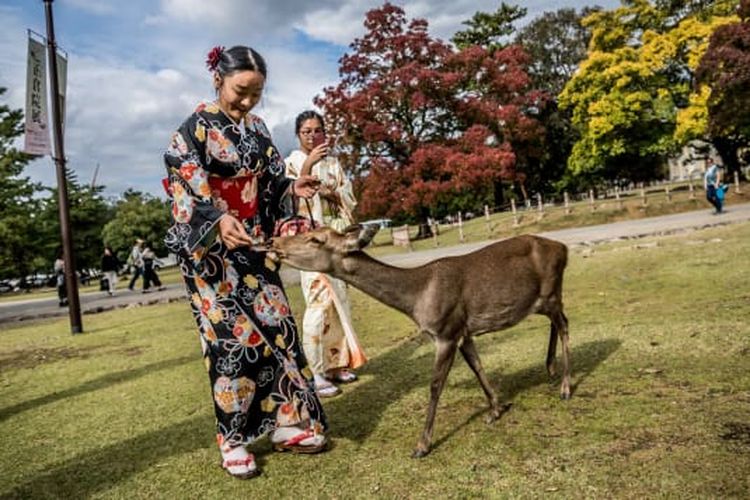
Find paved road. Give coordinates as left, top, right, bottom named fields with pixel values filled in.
left=385, top=201, right=750, bottom=267
left=2, top=202, right=748, bottom=325
left=0, top=285, right=187, bottom=325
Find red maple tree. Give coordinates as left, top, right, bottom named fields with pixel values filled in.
left=696, top=0, right=750, bottom=174
left=315, top=3, right=545, bottom=223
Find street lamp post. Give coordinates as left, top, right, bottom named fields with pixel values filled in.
left=44, top=0, right=82, bottom=333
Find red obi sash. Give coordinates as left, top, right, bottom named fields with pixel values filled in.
left=208, top=175, right=258, bottom=220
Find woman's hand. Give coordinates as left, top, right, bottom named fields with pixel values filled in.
left=218, top=215, right=253, bottom=250
left=293, top=175, right=321, bottom=199
left=319, top=186, right=340, bottom=206
left=300, top=144, right=328, bottom=176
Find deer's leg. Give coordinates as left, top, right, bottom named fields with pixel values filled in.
left=556, top=311, right=571, bottom=400
left=546, top=320, right=558, bottom=378
left=459, top=336, right=503, bottom=424
left=413, top=337, right=458, bottom=458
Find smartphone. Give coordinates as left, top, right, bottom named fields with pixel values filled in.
left=312, top=133, right=327, bottom=149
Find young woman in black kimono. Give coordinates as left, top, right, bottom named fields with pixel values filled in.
left=164, top=45, right=326, bottom=479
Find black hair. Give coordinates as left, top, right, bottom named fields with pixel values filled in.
left=213, top=45, right=267, bottom=79
left=294, top=110, right=325, bottom=134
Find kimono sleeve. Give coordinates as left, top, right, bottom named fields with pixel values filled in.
left=284, top=152, right=301, bottom=179
left=163, top=116, right=224, bottom=261
left=332, top=157, right=357, bottom=225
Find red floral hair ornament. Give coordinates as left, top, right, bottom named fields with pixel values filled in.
left=206, top=45, right=225, bottom=72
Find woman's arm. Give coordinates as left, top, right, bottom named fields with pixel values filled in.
left=164, top=115, right=238, bottom=258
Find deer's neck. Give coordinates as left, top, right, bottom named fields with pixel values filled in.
left=333, top=253, right=426, bottom=317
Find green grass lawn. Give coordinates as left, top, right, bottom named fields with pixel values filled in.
left=1, top=223, right=749, bottom=498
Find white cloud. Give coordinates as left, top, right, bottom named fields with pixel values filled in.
left=295, top=0, right=621, bottom=45
left=295, top=1, right=374, bottom=46
left=2, top=0, right=619, bottom=198
left=149, top=0, right=237, bottom=25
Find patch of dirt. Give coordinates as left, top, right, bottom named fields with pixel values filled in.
left=115, top=346, right=145, bottom=357
left=0, top=343, right=145, bottom=370
left=0, top=345, right=105, bottom=370
left=603, top=429, right=694, bottom=460
left=721, top=422, right=750, bottom=448
left=604, top=430, right=658, bottom=457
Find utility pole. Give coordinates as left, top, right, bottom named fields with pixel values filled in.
left=44, top=0, right=82, bottom=333
left=91, top=162, right=100, bottom=189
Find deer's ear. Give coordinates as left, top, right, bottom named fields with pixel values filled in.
left=342, top=224, right=379, bottom=252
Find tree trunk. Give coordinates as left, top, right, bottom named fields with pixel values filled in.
left=416, top=222, right=433, bottom=239
left=493, top=179, right=505, bottom=209
left=415, top=206, right=433, bottom=239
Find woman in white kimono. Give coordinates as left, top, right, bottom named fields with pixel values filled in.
left=285, top=110, right=367, bottom=398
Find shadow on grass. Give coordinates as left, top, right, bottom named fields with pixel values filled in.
left=323, top=326, right=545, bottom=444
left=1, top=412, right=215, bottom=499
left=432, top=338, right=621, bottom=451
left=0, top=355, right=196, bottom=423
left=1, top=338, right=619, bottom=498
left=324, top=337, right=431, bottom=443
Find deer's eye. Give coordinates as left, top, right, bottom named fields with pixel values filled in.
left=306, top=234, right=326, bottom=246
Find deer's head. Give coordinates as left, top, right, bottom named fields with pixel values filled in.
left=268, top=224, right=379, bottom=273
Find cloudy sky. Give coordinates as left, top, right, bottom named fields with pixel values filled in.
left=0, top=0, right=618, bottom=198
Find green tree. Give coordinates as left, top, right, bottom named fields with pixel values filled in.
left=101, top=189, right=171, bottom=262
left=559, top=0, right=736, bottom=188
left=451, top=3, right=527, bottom=51
left=515, top=7, right=598, bottom=95
left=37, top=172, right=114, bottom=271
left=0, top=88, right=45, bottom=281
left=512, top=8, right=600, bottom=197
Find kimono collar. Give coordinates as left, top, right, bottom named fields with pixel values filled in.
left=194, top=101, right=248, bottom=130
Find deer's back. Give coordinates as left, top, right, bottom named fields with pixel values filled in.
left=414, top=235, right=567, bottom=337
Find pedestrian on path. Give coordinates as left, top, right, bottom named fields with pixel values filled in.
left=127, top=238, right=144, bottom=291
left=140, top=242, right=164, bottom=293
left=704, top=157, right=727, bottom=214
left=54, top=248, right=67, bottom=307
left=100, top=246, right=121, bottom=296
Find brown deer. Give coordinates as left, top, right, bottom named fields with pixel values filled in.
left=268, top=225, right=570, bottom=458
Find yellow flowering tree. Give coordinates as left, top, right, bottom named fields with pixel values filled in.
left=559, top=0, right=736, bottom=188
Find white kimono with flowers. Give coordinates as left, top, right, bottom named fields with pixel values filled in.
left=285, top=150, right=366, bottom=375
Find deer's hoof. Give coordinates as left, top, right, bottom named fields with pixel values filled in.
left=411, top=447, right=430, bottom=459
left=485, top=403, right=512, bottom=424
left=560, top=392, right=571, bottom=401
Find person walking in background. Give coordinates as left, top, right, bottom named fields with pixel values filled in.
left=164, top=45, right=327, bottom=479
left=140, top=242, right=164, bottom=293
left=54, top=248, right=67, bottom=307
left=127, top=238, right=145, bottom=291
left=100, top=246, right=121, bottom=296
left=704, top=156, right=726, bottom=214
left=285, top=110, right=367, bottom=398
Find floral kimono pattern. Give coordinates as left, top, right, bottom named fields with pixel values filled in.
left=285, top=150, right=367, bottom=375
left=164, top=103, right=326, bottom=448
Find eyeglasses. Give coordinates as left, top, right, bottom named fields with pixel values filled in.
left=299, top=129, right=323, bottom=136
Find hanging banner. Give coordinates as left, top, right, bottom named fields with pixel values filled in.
left=24, top=35, right=51, bottom=156
left=56, top=49, right=67, bottom=132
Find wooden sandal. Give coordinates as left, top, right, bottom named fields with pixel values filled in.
left=272, top=427, right=327, bottom=454
left=220, top=454, right=261, bottom=479
left=316, top=381, right=342, bottom=398
left=331, top=370, right=358, bottom=384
